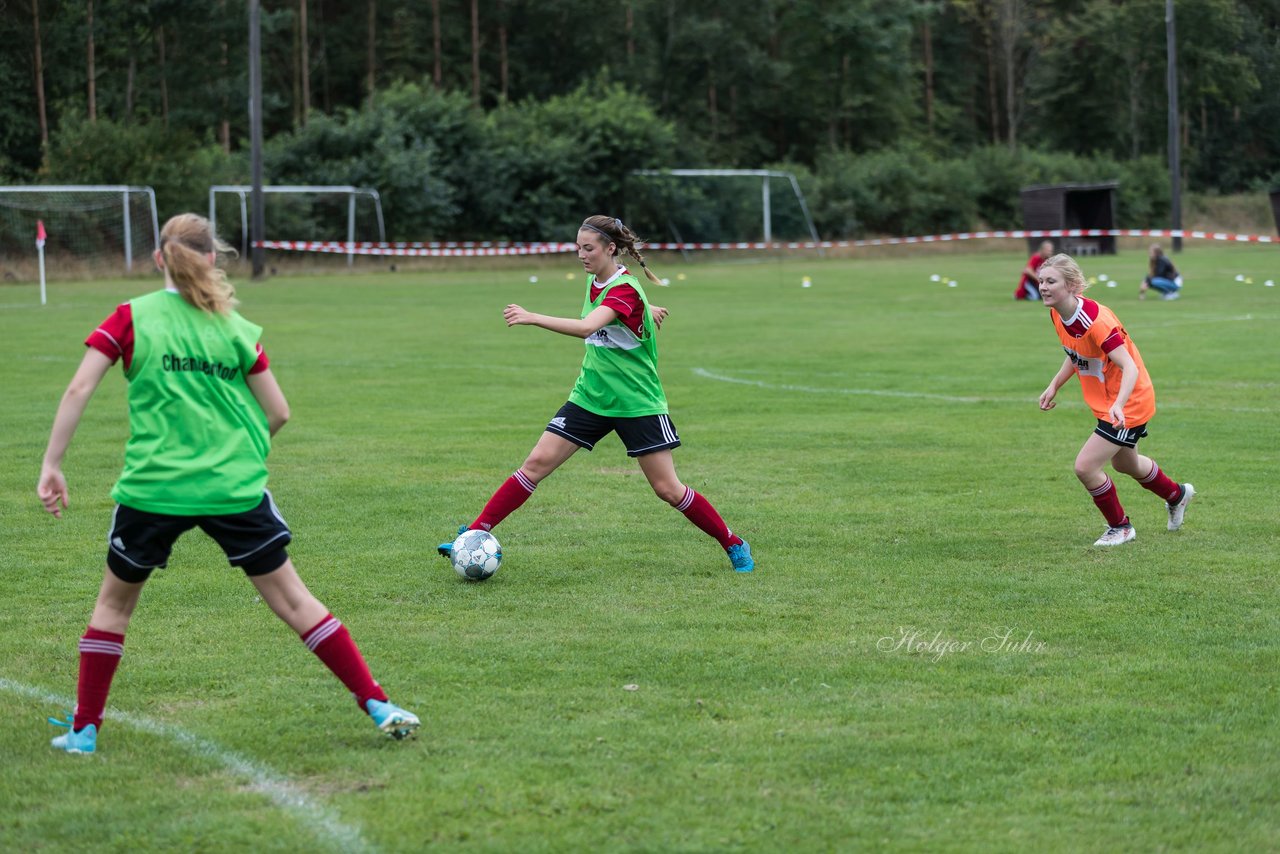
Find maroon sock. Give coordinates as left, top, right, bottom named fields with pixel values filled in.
left=73, top=627, right=125, bottom=732
left=676, top=487, right=743, bottom=550
left=471, top=470, right=537, bottom=532
left=1136, top=461, right=1182, bottom=503
left=301, top=614, right=387, bottom=710
left=1087, top=476, right=1129, bottom=527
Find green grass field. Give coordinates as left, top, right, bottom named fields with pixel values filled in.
left=1, top=244, right=1277, bottom=851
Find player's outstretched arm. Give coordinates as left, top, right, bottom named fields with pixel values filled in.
left=504, top=304, right=619, bottom=339
left=38, top=349, right=114, bottom=518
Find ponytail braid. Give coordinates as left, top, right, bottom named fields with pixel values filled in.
left=580, top=214, right=668, bottom=287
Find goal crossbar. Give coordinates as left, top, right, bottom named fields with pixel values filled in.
left=629, top=169, right=821, bottom=246
left=209, top=185, right=386, bottom=266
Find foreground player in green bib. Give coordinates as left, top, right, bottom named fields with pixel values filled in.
left=439, top=215, right=754, bottom=573
left=38, top=213, right=419, bottom=754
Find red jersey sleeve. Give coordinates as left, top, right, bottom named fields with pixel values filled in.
left=1099, top=328, right=1126, bottom=354
left=249, top=343, right=269, bottom=374
left=86, top=303, right=134, bottom=369
left=599, top=284, right=645, bottom=336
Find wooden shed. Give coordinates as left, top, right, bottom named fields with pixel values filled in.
left=1020, top=182, right=1119, bottom=256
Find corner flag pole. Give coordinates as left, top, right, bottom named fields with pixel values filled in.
left=36, top=219, right=47, bottom=305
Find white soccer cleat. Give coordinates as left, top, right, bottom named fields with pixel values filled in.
left=1167, top=483, right=1196, bottom=531
left=1094, top=524, right=1136, bottom=547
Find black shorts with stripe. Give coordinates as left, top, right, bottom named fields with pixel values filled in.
left=1093, top=419, right=1149, bottom=448
left=106, top=492, right=292, bottom=583
left=546, top=401, right=681, bottom=457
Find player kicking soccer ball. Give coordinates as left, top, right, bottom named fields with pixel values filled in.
left=439, top=215, right=753, bottom=573
left=1036, top=253, right=1195, bottom=547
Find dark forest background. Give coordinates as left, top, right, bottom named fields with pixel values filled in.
left=2, top=0, right=1277, bottom=240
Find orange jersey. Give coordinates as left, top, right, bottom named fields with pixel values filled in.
left=1050, top=298, right=1156, bottom=425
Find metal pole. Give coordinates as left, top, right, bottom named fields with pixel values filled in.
left=240, top=192, right=249, bottom=259
left=371, top=190, right=386, bottom=243
left=147, top=188, right=159, bottom=251
left=347, top=192, right=356, bottom=266
left=122, top=189, right=133, bottom=271
left=249, top=0, right=266, bottom=277
left=1166, top=0, right=1181, bottom=253
left=762, top=175, right=772, bottom=243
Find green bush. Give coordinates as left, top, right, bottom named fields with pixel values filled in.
left=265, top=79, right=678, bottom=241
left=42, top=114, right=237, bottom=218
left=804, top=146, right=1174, bottom=238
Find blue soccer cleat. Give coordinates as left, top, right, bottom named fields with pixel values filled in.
left=437, top=524, right=470, bottom=559
left=727, top=540, right=754, bottom=573
left=49, top=714, right=97, bottom=754
left=366, top=698, right=421, bottom=740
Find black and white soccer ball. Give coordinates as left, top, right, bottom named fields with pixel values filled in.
left=450, top=529, right=502, bottom=581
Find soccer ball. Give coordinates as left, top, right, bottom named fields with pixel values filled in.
left=450, top=529, right=502, bottom=581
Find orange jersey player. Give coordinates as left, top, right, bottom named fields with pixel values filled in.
left=1035, top=253, right=1195, bottom=547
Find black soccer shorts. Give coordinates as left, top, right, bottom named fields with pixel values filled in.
left=106, top=492, right=292, bottom=582
left=1093, top=419, right=1149, bottom=449
left=545, top=401, right=681, bottom=457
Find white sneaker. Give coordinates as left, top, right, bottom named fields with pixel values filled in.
left=1162, top=291, right=1180, bottom=300
left=1094, top=524, right=1136, bottom=547
left=1167, top=483, right=1195, bottom=531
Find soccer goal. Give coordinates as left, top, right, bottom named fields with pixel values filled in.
left=209, top=185, right=386, bottom=266
left=0, top=185, right=160, bottom=280
left=627, top=169, right=821, bottom=248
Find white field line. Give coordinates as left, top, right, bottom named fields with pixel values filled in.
left=0, top=677, right=374, bottom=854
left=692, top=368, right=1278, bottom=414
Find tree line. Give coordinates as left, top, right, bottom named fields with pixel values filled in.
left=2, top=1, right=1277, bottom=241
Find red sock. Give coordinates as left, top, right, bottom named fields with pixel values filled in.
left=471, top=470, right=537, bottom=532
left=1136, top=461, right=1182, bottom=503
left=676, top=488, right=743, bottom=550
left=301, top=614, right=387, bottom=711
left=73, top=627, right=125, bottom=732
left=1087, top=476, right=1129, bottom=527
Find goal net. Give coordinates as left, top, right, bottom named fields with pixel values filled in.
left=209, top=185, right=386, bottom=264
left=0, top=185, right=160, bottom=281
left=626, top=169, right=820, bottom=247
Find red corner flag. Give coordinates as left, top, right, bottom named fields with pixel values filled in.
left=36, top=219, right=47, bottom=248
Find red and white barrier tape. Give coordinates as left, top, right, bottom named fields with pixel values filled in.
left=257, top=227, right=1275, bottom=257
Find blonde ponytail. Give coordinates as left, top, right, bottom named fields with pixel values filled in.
left=159, top=213, right=238, bottom=314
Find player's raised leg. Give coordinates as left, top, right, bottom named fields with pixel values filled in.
left=440, top=431, right=581, bottom=557
left=251, top=559, right=419, bottom=739
left=637, top=450, right=753, bottom=572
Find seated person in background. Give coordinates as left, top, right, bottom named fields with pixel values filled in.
left=1140, top=243, right=1183, bottom=300
left=1015, top=240, right=1055, bottom=300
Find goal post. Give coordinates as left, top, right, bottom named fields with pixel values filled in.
left=0, top=185, right=160, bottom=278
left=209, top=185, right=386, bottom=266
left=628, top=169, right=821, bottom=246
